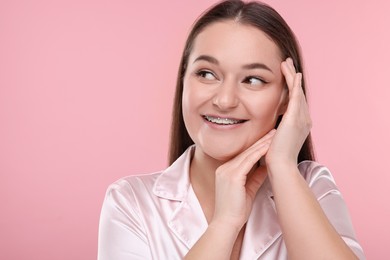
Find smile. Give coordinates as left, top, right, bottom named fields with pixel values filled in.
left=203, top=115, right=247, bottom=125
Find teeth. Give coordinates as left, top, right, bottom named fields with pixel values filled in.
left=204, top=115, right=244, bottom=125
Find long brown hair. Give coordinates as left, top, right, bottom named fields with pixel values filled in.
left=169, top=0, right=315, bottom=164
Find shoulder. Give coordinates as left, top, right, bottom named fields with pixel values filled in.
left=103, top=145, right=195, bottom=207
left=106, top=171, right=162, bottom=197
left=103, top=171, right=163, bottom=211
left=297, top=160, right=339, bottom=200
left=112, top=171, right=162, bottom=189
left=298, top=160, right=335, bottom=184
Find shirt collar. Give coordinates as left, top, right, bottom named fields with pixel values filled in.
left=152, top=145, right=195, bottom=201
left=152, top=145, right=208, bottom=248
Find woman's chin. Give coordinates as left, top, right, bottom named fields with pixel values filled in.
left=198, top=143, right=247, bottom=163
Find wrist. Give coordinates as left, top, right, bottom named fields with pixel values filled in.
left=266, top=159, right=298, bottom=178
left=200, top=221, right=241, bottom=251
left=208, top=220, right=242, bottom=238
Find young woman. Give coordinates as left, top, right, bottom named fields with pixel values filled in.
left=98, top=1, right=365, bottom=259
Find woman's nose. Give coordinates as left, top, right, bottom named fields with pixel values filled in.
left=212, top=80, right=239, bottom=110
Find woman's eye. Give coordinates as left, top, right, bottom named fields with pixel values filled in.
left=243, top=76, right=266, bottom=86
left=196, top=70, right=217, bottom=80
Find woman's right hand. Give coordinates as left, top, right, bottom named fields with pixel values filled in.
left=210, top=129, right=276, bottom=231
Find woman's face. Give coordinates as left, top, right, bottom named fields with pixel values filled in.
left=182, top=20, right=287, bottom=162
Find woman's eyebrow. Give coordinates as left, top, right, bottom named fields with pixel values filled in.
left=242, top=63, right=273, bottom=74
left=193, top=55, right=219, bottom=65
left=193, top=54, right=274, bottom=74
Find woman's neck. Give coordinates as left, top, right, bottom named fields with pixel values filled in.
left=189, top=147, right=227, bottom=222
left=190, top=148, right=225, bottom=189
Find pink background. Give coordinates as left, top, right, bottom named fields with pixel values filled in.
left=1, top=0, right=389, bottom=259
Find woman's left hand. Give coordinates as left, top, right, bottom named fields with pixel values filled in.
left=265, top=57, right=312, bottom=169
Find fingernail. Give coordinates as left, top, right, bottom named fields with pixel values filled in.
left=288, top=58, right=294, bottom=68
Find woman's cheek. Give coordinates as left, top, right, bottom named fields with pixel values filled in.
left=250, top=91, right=281, bottom=118
left=182, top=82, right=201, bottom=135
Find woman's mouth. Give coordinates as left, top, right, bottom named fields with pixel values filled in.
left=202, top=115, right=247, bottom=125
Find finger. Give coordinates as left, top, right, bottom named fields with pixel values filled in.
left=246, top=165, right=267, bottom=198
left=236, top=141, right=271, bottom=176
left=248, top=129, right=276, bottom=149
left=291, top=72, right=302, bottom=99
left=281, top=58, right=296, bottom=92
left=287, top=57, right=297, bottom=74
left=284, top=72, right=303, bottom=116
left=217, top=138, right=271, bottom=181
left=281, top=60, right=293, bottom=87
left=230, top=129, right=275, bottom=165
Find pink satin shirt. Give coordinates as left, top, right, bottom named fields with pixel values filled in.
left=98, top=146, right=365, bottom=259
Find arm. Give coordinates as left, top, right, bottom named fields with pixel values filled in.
left=268, top=163, right=360, bottom=259
left=98, top=181, right=152, bottom=260
left=184, top=221, right=242, bottom=259
left=302, top=162, right=365, bottom=258
left=265, top=58, right=362, bottom=259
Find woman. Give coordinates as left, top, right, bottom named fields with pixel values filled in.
left=98, top=1, right=365, bottom=259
